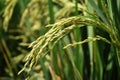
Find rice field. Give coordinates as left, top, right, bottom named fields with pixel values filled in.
left=0, top=0, right=120, bottom=80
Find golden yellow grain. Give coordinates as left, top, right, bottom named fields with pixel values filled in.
left=3, top=0, right=18, bottom=31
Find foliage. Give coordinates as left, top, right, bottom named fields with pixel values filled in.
left=0, top=0, right=120, bottom=80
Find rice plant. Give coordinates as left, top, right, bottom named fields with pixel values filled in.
left=0, top=0, right=120, bottom=80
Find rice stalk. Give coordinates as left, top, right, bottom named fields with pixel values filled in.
left=3, top=0, right=18, bottom=31
left=63, top=36, right=111, bottom=49
left=18, top=13, right=113, bottom=74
